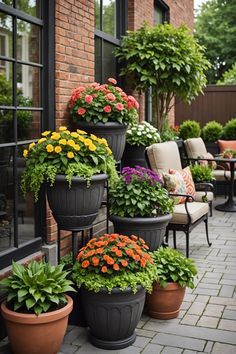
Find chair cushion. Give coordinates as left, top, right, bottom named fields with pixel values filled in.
left=198, top=152, right=217, bottom=170
left=171, top=202, right=209, bottom=224
left=213, top=170, right=236, bottom=181
left=170, top=166, right=196, bottom=197
left=163, top=172, right=187, bottom=204
left=195, top=191, right=214, bottom=202
left=218, top=140, right=236, bottom=153
left=184, top=138, right=207, bottom=158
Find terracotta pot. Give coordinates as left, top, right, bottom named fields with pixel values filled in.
left=1, top=295, right=73, bottom=354
left=146, top=282, right=185, bottom=320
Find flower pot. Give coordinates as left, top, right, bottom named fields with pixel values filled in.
left=122, top=143, right=147, bottom=168
left=1, top=295, right=73, bottom=354
left=109, top=214, right=172, bottom=251
left=47, top=174, right=107, bottom=230
left=80, top=285, right=145, bottom=350
left=75, top=121, right=127, bottom=162
left=146, top=282, right=186, bottom=319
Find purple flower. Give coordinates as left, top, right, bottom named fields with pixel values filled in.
left=121, top=166, right=163, bottom=186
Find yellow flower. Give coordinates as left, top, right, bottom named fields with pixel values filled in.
left=90, top=134, right=97, bottom=141
left=106, top=147, right=112, bottom=155
left=46, top=144, right=54, bottom=153
left=101, top=138, right=108, bottom=146
left=73, top=144, right=81, bottom=151
left=67, top=151, right=74, bottom=159
left=71, top=132, right=79, bottom=138
left=78, top=135, right=85, bottom=143
left=55, top=146, right=62, bottom=153
left=38, top=137, right=47, bottom=144
left=88, top=144, right=96, bottom=152
left=23, top=149, right=28, bottom=157
left=77, top=129, right=87, bottom=135
left=84, top=138, right=92, bottom=146
left=51, top=133, right=61, bottom=141
left=59, top=139, right=67, bottom=145
left=67, top=139, right=75, bottom=147
left=42, top=130, right=51, bottom=136
left=63, top=130, right=71, bottom=135
left=29, top=142, right=35, bottom=150
left=59, top=126, right=67, bottom=131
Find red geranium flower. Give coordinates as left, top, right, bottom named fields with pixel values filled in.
left=77, top=107, right=86, bottom=115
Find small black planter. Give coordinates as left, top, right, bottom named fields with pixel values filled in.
left=75, top=121, right=127, bottom=162
left=47, top=174, right=107, bottom=230
left=80, top=285, right=145, bottom=350
left=109, top=214, right=172, bottom=251
left=122, top=143, right=147, bottom=168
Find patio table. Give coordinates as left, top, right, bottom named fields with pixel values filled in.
left=189, top=157, right=236, bottom=212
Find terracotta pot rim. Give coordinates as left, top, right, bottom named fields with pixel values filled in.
left=1, top=294, right=73, bottom=324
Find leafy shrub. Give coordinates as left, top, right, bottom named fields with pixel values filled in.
left=72, top=233, right=158, bottom=293
left=126, top=122, right=161, bottom=146
left=223, top=118, right=236, bottom=140
left=0, top=261, right=74, bottom=315
left=152, top=247, right=198, bottom=288
left=202, top=120, right=223, bottom=142
left=222, top=149, right=236, bottom=158
left=179, top=120, right=201, bottom=140
left=190, top=164, right=214, bottom=183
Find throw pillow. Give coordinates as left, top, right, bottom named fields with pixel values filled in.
left=197, top=152, right=217, bottom=170
left=169, top=166, right=196, bottom=198
left=218, top=140, right=236, bottom=153
left=162, top=171, right=187, bottom=205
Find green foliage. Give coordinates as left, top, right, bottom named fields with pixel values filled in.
left=195, top=0, right=236, bottom=83
left=222, top=149, right=236, bottom=158
left=160, top=118, right=179, bottom=142
left=115, top=23, right=210, bottom=130
left=190, top=164, right=214, bottom=183
left=0, top=260, right=75, bottom=315
left=152, top=247, right=198, bottom=289
left=179, top=120, right=201, bottom=140
left=21, top=128, right=118, bottom=200
left=217, top=63, right=236, bottom=85
left=126, top=121, right=161, bottom=146
left=223, top=118, right=236, bottom=140
left=202, top=121, right=223, bottom=142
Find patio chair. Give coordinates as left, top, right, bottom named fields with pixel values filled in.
left=145, top=141, right=212, bottom=258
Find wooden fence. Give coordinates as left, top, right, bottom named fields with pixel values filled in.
left=175, top=85, right=236, bottom=127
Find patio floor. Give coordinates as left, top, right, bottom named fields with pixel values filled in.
left=1, top=198, right=236, bottom=354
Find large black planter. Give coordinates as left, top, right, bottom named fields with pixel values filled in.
left=109, top=214, right=172, bottom=252
left=75, top=121, right=127, bottom=163
left=47, top=174, right=107, bottom=230
left=122, top=143, right=147, bottom=168
left=80, top=285, right=145, bottom=350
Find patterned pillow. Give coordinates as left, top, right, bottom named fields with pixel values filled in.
left=162, top=171, right=187, bottom=205
left=198, top=152, right=217, bottom=170
left=169, top=166, right=196, bottom=198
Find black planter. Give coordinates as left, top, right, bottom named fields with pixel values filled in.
left=109, top=214, right=172, bottom=251
left=122, top=143, right=147, bottom=168
left=47, top=174, right=107, bottom=230
left=80, top=285, right=145, bottom=350
left=204, top=141, right=219, bottom=156
left=75, top=121, right=127, bottom=163
left=67, top=288, right=87, bottom=327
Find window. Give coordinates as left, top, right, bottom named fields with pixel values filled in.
left=95, top=0, right=127, bottom=83
left=0, top=0, right=54, bottom=269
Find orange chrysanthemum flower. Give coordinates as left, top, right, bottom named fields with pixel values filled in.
left=96, top=248, right=104, bottom=254
left=126, top=249, right=134, bottom=257
left=113, top=263, right=120, bottom=271
left=82, top=260, right=90, bottom=268
left=101, top=266, right=108, bottom=273
left=106, top=257, right=115, bottom=265
left=140, top=258, right=147, bottom=268
left=111, top=246, right=118, bottom=252
left=121, top=259, right=128, bottom=267
left=92, top=257, right=100, bottom=266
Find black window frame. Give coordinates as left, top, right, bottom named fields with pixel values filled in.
left=0, top=0, right=55, bottom=269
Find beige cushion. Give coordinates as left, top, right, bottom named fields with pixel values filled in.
left=146, top=141, right=182, bottom=174
left=185, top=138, right=207, bottom=158
left=171, top=202, right=209, bottom=224
left=195, top=191, right=214, bottom=202
left=213, top=170, right=236, bottom=181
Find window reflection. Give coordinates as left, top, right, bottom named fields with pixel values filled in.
left=17, top=20, right=40, bottom=63
left=0, top=66, right=13, bottom=106
left=17, top=64, right=41, bottom=107
left=0, top=109, right=14, bottom=143
left=0, top=1, right=13, bottom=6
left=95, top=0, right=100, bottom=30
left=103, top=0, right=116, bottom=37
left=17, top=111, right=40, bottom=141
left=103, top=41, right=116, bottom=81
left=95, top=37, right=101, bottom=82
left=17, top=0, right=41, bottom=18
left=0, top=12, right=13, bottom=60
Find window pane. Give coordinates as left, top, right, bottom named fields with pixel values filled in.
left=0, top=0, right=13, bottom=6
left=0, top=12, right=13, bottom=58
left=0, top=110, right=14, bottom=143
left=95, top=0, right=100, bottom=30
left=17, top=64, right=41, bottom=107
left=17, top=20, right=41, bottom=64
left=0, top=146, right=14, bottom=252
left=17, top=0, right=41, bottom=18
left=103, top=0, right=116, bottom=37
left=17, top=110, right=40, bottom=141
left=95, top=37, right=101, bottom=83
left=154, top=6, right=163, bottom=25
left=17, top=146, right=35, bottom=245
left=103, top=41, right=116, bottom=82
left=0, top=63, right=13, bottom=105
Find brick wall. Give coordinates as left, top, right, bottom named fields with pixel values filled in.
left=165, top=0, right=194, bottom=29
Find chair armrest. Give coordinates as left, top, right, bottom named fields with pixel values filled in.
left=169, top=193, right=194, bottom=225
left=195, top=182, right=214, bottom=192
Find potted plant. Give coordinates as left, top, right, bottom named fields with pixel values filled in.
left=223, top=118, right=236, bottom=140
left=72, top=233, right=158, bottom=350
left=179, top=120, right=201, bottom=141
left=68, top=78, right=139, bottom=162
left=190, top=164, right=215, bottom=183
left=0, top=260, right=74, bottom=354
left=202, top=120, right=223, bottom=155
left=21, top=127, right=118, bottom=230
left=146, top=247, right=197, bottom=320
left=109, top=166, right=174, bottom=251
left=122, top=121, right=161, bottom=168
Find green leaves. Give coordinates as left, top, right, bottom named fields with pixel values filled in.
left=190, top=164, right=214, bottom=183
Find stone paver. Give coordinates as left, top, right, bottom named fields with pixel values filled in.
left=1, top=199, right=236, bottom=354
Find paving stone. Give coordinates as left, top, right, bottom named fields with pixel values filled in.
left=195, top=283, right=221, bottom=290
left=197, top=316, right=219, bottom=328
left=209, top=297, right=236, bottom=306
left=161, top=346, right=183, bottom=354
left=72, top=331, right=89, bottom=346
left=136, top=329, right=156, bottom=338
left=203, top=304, right=224, bottom=317
left=181, top=314, right=199, bottom=325
left=193, top=287, right=219, bottom=296
left=219, top=279, right=235, bottom=285
left=204, top=341, right=214, bottom=353
left=195, top=295, right=210, bottom=303
left=181, top=301, right=192, bottom=310
left=222, top=309, right=236, bottom=320
left=182, top=294, right=196, bottom=302
left=132, top=336, right=150, bottom=348
left=60, top=343, right=78, bottom=354
left=151, top=333, right=205, bottom=351
left=64, top=327, right=87, bottom=343
left=187, top=302, right=206, bottom=315
left=218, top=319, right=236, bottom=331
left=141, top=343, right=163, bottom=354
left=182, top=351, right=197, bottom=354
left=219, top=285, right=235, bottom=297
left=211, top=342, right=236, bottom=354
